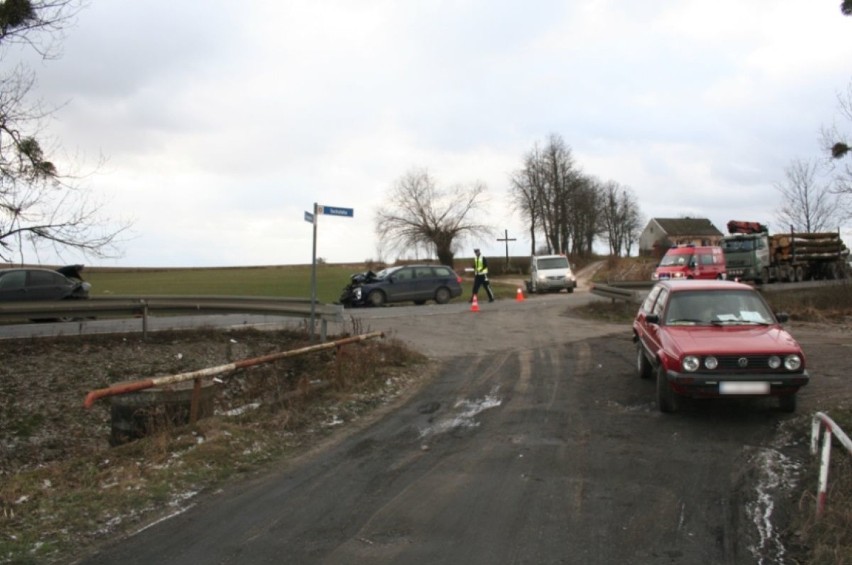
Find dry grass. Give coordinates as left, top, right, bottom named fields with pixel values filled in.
left=0, top=327, right=428, bottom=564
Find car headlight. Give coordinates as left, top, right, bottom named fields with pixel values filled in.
left=673, top=272, right=685, bottom=279
left=683, top=355, right=700, bottom=372
left=704, top=356, right=718, bottom=370
left=768, top=356, right=781, bottom=369
left=354, top=288, right=362, bottom=299
left=784, top=355, right=802, bottom=371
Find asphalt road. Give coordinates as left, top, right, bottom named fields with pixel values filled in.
left=78, top=289, right=796, bottom=565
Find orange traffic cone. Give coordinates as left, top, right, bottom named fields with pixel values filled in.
left=516, top=288, right=525, bottom=302
left=470, top=295, right=480, bottom=312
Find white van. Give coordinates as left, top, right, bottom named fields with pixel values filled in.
left=526, top=255, right=577, bottom=294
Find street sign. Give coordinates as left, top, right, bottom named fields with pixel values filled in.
left=304, top=211, right=314, bottom=223
left=317, top=205, right=354, bottom=218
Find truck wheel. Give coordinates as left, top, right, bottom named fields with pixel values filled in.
left=794, top=265, right=804, bottom=282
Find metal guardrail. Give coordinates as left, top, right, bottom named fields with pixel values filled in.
left=810, top=411, right=852, bottom=517
left=0, top=296, right=344, bottom=339
left=83, top=331, right=385, bottom=410
left=590, top=281, right=653, bottom=302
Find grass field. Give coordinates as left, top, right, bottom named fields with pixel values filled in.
left=86, top=265, right=359, bottom=304
left=84, top=264, right=524, bottom=304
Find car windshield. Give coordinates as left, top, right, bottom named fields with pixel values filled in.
left=664, top=289, right=775, bottom=326
left=721, top=239, right=754, bottom=252
left=374, top=267, right=402, bottom=279
left=659, top=253, right=692, bottom=267
left=537, top=257, right=570, bottom=270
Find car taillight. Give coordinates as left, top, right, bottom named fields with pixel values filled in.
left=456, top=276, right=462, bottom=283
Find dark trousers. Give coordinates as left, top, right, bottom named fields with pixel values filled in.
left=471, top=274, right=494, bottom=301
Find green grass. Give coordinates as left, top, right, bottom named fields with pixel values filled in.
left=85, top=264, right=522, bottom=304
left=86, top=265, right=355, bottom=304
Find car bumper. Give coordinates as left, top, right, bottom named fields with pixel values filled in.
left=534, top=279, right=576, bottom=291
left=665, top=369, right=809, bottom=398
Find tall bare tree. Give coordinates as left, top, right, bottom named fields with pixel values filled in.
left=775, top=158, right=843, bottom=233
left=0, top=0, right=129, bottom=264
left=510, top=134, right=594, bottom=255
left=509, top=147, right=545, bottom=255
left=600, top=181, right=643, bottom=256
left=375, top=168, right=492, bottom=266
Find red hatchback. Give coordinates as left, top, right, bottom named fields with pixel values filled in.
left=633, top=280, right=808, bottom=413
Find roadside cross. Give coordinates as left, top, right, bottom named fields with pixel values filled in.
left=497, top=229, right=517, bottom=268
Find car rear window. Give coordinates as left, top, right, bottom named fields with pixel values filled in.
left=0, top=271, right=26, bottom=289
left=433, top=266, right=453, bottom=277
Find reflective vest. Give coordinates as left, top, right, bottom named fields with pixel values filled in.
left=474, top=256, right=488, bottom=275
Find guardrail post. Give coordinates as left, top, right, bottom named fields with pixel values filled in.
left=142, top=300, right=149, bottom=340
left=190, top=377, right=202, bottom=424
left=810, top=411, right=852, bottom=518
left=817, top=428, right=832, bottom=517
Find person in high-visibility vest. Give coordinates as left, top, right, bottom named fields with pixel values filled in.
left=471, top=248, right=495, bottom=303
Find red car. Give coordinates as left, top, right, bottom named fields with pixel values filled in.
left=633, top=279, right=808, bottom=413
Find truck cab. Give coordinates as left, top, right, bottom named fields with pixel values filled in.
left=720, top=233, right=771, bottom=283
left=652, top=245, right=727, bottom=281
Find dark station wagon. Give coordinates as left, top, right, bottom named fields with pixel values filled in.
left=339, top=264, right=463, bottom=307
left=0, top=265, right=91, bottom=302
left=633, top=279, right=808, bottom=412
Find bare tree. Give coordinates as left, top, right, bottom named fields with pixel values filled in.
left=511, top=134, right=595, bottom=255
left=775, top=158, right=843, bottom=233
left=375, top=168, right=493, bottom=266
left=509, top=147, right=544, bottom=255
left=0, top=0, right=129, bottom=264
left=601, top=183, right=643, bottom=256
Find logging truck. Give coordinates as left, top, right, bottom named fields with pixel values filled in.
left=720, top=221, right=850, bottom=284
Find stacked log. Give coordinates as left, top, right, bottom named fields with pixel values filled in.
left=770, top=232, right=849, bottom=262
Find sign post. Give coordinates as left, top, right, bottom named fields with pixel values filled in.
left=307, top=203, right=354, bottom=340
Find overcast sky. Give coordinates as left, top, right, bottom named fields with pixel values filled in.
left=21, top=0, right=852, bottom=267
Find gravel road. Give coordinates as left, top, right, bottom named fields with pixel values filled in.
left=79, top=274, right=836, bottom=565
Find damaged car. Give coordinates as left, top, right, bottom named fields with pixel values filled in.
left=0, top=265, right=92, bottom=302
left=339, top=264, right=463, bottom=307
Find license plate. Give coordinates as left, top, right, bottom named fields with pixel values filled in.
left=719, top=381, right=770, bottom=395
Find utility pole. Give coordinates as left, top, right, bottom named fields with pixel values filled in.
left=496, top=229, right=517, bottom=269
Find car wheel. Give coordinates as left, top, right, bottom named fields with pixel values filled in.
left=434, top=287, right=451, bottom=305
left=656, top=364, right=678, bottom=413
left=779, top=394, right=797, bottom=413
left=567, top=287, right=574, bottom=293
left=636, top=343, right=653, bottom=380
left=367, top=290, right=386, bottom=307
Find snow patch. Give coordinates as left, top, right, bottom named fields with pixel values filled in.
left=746, top=445, right=803, bottom=565
left=418, top=389, right=502, bottom=440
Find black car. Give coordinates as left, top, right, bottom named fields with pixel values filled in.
left=339, top=264, right=463, bottom=307
left=0, top=265, right=92, bottom=302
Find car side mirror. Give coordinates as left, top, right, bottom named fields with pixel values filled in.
left=645, top=314, right=660, bottom=325
left=775, top=312, right=789, bottom=323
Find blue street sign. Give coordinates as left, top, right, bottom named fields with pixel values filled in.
left=317, top=205, right=354, bottom=218
left=304, top=211, right=314, bottom=223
